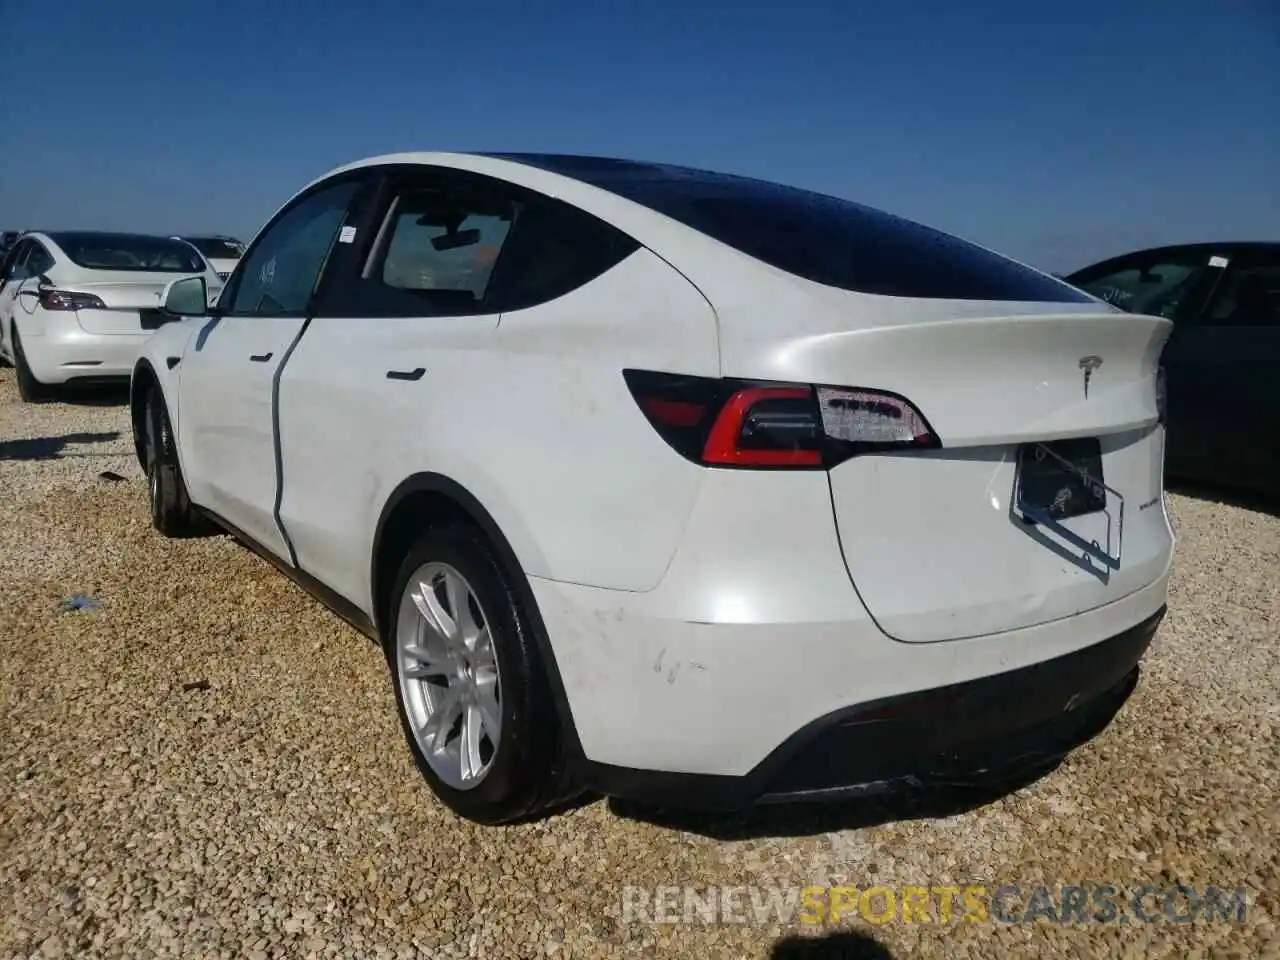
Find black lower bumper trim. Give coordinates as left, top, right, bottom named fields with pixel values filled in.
left=583, top=605, right=1165, bottom=811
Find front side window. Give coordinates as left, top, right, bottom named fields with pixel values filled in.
left=225, top=180, right=360, bottom=316
left=49, top=233, right=205, bottom=273
left=1071, top=254, right=1206, bottom=319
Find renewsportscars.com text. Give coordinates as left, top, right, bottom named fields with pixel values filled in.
left=621, top=883, right=1249, bottom=926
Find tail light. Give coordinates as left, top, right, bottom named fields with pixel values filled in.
left=623, top=369, right=940, bottom=470
left=38, top=287, right=107, bottom=311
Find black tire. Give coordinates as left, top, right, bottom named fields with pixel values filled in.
left=386, top=524, right=579, bottom=824
left=144, top=387, right=209, bottom=538
left=12, top=327, right=53, bottom=403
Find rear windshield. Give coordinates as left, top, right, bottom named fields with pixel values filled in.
left=183, top=236, right=245, bottom=260
left=487, top=154, right=1093, bottom=303
left=51, top=233, right=206, bottom=273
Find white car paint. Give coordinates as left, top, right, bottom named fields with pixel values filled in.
left=134, top=151, right=1174, bottom=794
left=0, top=231, right=221, bottom=386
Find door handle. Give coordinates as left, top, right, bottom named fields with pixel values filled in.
left=386, top=367, right=426, bottom=381
left=250, top=352, right=273, bottom=363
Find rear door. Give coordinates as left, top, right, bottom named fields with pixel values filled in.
left=275, top=165, right=518, bottom=607
left=1161, top=248, right=1280, bottom=492
left=176, top=175, right=367, bottom=560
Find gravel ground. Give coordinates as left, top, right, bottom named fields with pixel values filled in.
left=1, top=365, right=1277, bottom=959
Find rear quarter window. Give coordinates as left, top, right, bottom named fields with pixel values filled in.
left=487, top=197, right=641, bottom=312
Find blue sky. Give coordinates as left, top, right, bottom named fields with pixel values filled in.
left=1, top=0, right=1276, bottom=272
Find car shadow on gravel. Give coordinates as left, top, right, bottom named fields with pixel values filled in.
left=50, top=382, right=131, bottom=406
left=1167, top=478, right=1280, bottom=518
left=0, top=431, right=121, bottom=461
left=771, top=929, right=896, bottom=959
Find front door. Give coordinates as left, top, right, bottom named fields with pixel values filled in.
left=177, top=177, right=366, bottom=560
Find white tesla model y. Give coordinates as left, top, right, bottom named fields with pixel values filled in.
left=129, top=152, right=1174, bottom=824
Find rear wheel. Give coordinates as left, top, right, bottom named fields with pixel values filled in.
left=387, top=524, right=578, bottom=824
left=145, top=387, right=209, bottom=538
left=12, top=327, right=53, bottom=403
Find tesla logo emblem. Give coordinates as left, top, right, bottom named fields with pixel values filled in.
left=1079, top=356, right=1103, bottom=397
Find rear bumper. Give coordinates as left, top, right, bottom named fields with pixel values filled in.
left=18, top=317, right=151, bottom=384
left=528, top=463, right=1172, bottom=783
left=583, top=606, right=1162, bottom=810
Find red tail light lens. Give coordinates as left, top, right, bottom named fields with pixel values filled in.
left=623, top=369, right=939, bottom=470
left=38, top=288, right=107, bottom=311
left=703, top=386, right=823, bottom=466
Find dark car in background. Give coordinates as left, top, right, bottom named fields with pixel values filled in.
left=1065, top=242, right=1280, bottom=499
left=0, top=231, right=20, bottom=260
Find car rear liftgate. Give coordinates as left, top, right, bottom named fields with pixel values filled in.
left=815, top=309, right=1174, bottom=643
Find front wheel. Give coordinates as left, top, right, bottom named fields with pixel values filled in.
left=12, top=327, right=53, bottom=403
left=387, top=524, right=578, bottom=824
left=144, top=387, right=210, bottom=538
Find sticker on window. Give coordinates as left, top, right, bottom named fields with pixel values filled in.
left=338, top=226, right=357, bottom=244
left=1208, top=255, right=1229, bottom=268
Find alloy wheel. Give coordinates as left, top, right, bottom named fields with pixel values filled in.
left=395, top=562, right=502, bottom=790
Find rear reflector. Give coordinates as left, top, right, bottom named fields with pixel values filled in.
left=817, top=387, right=937, bottom=446
left=624, top=369, right=939, bottom=470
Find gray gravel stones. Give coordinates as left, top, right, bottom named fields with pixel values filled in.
left=1, top=368, right=1276, bottom=958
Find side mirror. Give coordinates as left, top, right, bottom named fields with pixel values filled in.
left=162, top=276, right=208, bottom=317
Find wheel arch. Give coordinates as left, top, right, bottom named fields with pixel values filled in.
left=371, top=472, right=541, bottom=639
left=369, top=472, right=585, bottom=758
left=129, top=359, right=161, bottom=470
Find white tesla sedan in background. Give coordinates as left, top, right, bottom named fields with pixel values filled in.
left=0, top=231, right=222, bottom=401
left=130, top=151, right=1174, bottom=824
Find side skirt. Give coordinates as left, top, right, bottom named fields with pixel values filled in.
left=197, top=506, right=379, bottom=643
